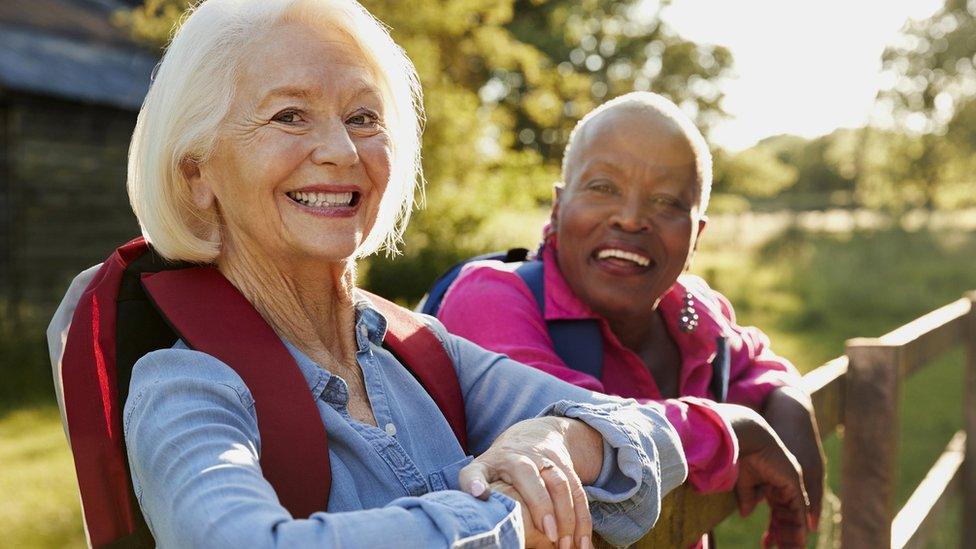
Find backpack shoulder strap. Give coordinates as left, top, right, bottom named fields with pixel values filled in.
left=61, top=243, right=145, bottom=548
left=418, top=248, right=529, bottom=316
left=514, top=260, right=604, bottom=381
left=363, top=291, right=468, bottom=454
left=140, top=267, right=331, bottom=517
left=679, top=275, right=732, bottom=403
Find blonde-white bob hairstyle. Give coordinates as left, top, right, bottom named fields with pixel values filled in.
left=128, top=0, right=424, bottom=262
left=561, top=91, right=713, bottom=215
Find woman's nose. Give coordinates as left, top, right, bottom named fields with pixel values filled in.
left=609, top=199, right=651, bottom=233
left=309, top=120, right=359, bottom=167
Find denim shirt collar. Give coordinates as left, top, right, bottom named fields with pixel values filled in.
left=279, top=291, right=389, bottom=406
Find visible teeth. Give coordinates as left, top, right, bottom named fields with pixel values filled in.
left=288, top=191, right=354, bottom=207
left=597, top=248, right=650, bottom=267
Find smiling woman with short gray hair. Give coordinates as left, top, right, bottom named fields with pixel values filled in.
left=439, top=92, right=824, bottom=548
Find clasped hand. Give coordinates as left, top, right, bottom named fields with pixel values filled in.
left=715, top=402, right=813, bottom=549
left=458, top=417, right=601, bottom=549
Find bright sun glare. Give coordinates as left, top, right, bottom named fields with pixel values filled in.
left=655, top=0, right=945, bottom=151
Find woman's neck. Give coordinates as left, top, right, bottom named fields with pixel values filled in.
left=605, top=302, right=664, bottom=355
left=216, top=236, right=359, bottom=369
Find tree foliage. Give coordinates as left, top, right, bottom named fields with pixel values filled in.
left=119, top=0, right=733, bottom=302
left=874, top=0, right=976, bottom=208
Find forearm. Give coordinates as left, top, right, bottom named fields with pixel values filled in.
left=764, top=385, right=814, bottom=419
left=763, top=386, right=822, bottom=458
left=126, top=356, right=523, bottom=549
left=544, top=416, right=603, bottom=485
left=652, top=396, right=739, bottom=492
left=146, top=482, right=522, bottom=548
left=541, top=400, right=687, bottom=546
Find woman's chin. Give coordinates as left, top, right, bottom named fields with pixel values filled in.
left=280, top=238, right=361, bottom=265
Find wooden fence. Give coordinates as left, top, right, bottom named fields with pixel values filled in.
left=626, top=291, right=976, bottom=548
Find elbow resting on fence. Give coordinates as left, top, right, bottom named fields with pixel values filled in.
left=605, top=291, right=976, bottom=548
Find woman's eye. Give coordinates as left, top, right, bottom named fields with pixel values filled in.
left=650, top=196, right=689, bottom=213
left=272, top=110, right=302, bottom=124
left=347, top=109, right=380, bottom=128
left=587, top=180, right=616, bottom=194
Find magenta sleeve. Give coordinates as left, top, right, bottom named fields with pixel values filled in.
left=710, top=290, right=803, bottom=410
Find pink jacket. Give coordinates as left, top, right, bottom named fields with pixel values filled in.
left=439, top=243, right=802, bottom=493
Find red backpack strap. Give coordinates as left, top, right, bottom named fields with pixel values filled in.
left=362, top=291, right=468, bottom=454
left=62, top=238, right=149, bottom=547
left=140, top=267, right=331, bottom=517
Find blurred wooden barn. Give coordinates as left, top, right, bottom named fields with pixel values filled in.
left=0, top=0, right=156, bottom=325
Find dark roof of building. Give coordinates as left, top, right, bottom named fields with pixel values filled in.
left=0, top=0, right=159, bottom=110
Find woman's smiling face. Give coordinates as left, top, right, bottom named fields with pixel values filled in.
left=187, top=21, right=392, bottom=264
left=553, top=106, right=707, bottom=320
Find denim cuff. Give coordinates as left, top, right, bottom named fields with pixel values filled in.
left=539, top=400, right=686, bottom=547
left=445, top=492, right=524, bottom=549
left=429, top=455, right=475, bottom=492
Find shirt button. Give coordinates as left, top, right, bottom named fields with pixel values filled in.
left=385, top=423, right=397, bottom=437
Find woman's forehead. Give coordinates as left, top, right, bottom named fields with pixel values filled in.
left=237, top=22, right=379, bottom=99
left=569, top=110, right=699, bottom=182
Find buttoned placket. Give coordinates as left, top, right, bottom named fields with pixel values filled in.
left=349, top=306, right=431, bottom=497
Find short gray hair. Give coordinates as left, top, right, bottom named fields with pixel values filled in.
left=127, top=0, right=424, bottom=262
left=560, top=91, right=712, bottom=214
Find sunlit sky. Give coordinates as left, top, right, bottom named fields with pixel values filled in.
left=656, top=0, right=945, bottom=151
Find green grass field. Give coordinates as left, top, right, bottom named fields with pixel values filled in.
left=2, top=213, right=972, bottom=547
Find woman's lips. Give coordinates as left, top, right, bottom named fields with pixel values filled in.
left=284, top=190, right=362, bottom=218
left=590, top=246, right=655, bottom=276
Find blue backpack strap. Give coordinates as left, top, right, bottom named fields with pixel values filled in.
left=419, top=248, right=529, bottom=316
left=710, top=336, right=730, bottom=403
left=514, top=261, right=604, bottom=381
left=683, top=275, right=731, bottom=403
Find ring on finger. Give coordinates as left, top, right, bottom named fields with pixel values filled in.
left=538, top=459, right=557, bottom=473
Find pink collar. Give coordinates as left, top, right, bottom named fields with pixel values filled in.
left=539, top=242, right=725, bottom=392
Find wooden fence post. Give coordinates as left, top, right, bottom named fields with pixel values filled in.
left=843, top=339, right=903, bottom=548
left=963, top=292, right=976, bottom=549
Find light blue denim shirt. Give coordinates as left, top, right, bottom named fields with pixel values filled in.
left=123, top=292, right=687, bottom=548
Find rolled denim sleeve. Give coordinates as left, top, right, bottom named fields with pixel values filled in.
left=419, top=315, right=688, bottom=546
left=124, top=348, right=523, bottom=548
left=539, top=400, right=686, bottom=546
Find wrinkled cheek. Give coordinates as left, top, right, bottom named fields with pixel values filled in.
left=361, top=136, right=393, bottom=197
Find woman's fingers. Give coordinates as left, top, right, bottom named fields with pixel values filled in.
left=498, top=455, right=558, bottom=542
left=763, top=470, right=808, bottom=548
left=734, top=468, right=762, bottom=517
left=538, top=460, right=576, bottom=548
left=800, top=448, right=825, bottom=530
left=458, top=461, right=492, bottom=501
left=564, top=461, right=592, bottom=549
left=767, top=502, right=807, bottom=548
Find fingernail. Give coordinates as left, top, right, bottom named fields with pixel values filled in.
left=581, top=535, right=591, bottom=549
left=543, top=514, right=558, bottom=542
left=558, top=535, right=571, bottom=549
left=469, top=480, right=486, bottom=497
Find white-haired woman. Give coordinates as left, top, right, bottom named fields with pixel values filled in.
left=49, top=1, right=690, bottom=548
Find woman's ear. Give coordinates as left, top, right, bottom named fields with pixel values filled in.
left=693, top=216, right=708, bottom=253
left=551, top=182, right=565, bottom=225
left=181, top=156, right=215, bottom=210
left=684, top=215, right=708, bottom=271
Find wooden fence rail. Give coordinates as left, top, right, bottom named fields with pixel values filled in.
left=625, top=291, right=976, bottom=548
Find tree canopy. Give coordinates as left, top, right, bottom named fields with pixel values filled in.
left=119, top=0, right=733, bottom=302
